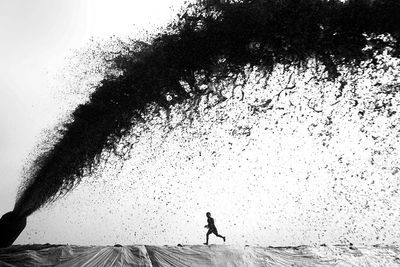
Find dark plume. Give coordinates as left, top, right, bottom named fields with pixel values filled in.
left=14, top=0, right=400, bottom=216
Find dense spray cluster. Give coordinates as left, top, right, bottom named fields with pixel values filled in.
left=23, top=49, right=400, bottom=245
left=15, top=0, right=400, bottom=221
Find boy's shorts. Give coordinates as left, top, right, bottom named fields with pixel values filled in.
left=207, top=227, right=218, bottom=235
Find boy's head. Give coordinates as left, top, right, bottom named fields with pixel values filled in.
left=206, top=212, right=211, bottom=217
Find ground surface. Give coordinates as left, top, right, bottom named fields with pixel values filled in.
left=0, top=244, right=399, bottom=266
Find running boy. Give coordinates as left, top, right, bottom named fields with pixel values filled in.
left=204, top=212, right=226, bottom=245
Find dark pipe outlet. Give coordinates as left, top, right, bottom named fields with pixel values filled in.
left=0, top=211, right=27, bottom=248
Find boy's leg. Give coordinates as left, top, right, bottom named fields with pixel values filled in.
left=213, top=229, right=226, bottom=242
left=204, top=233, right=209, bottom=245
left=215, top=233, right=225, bottom=242
left=204, top=229, right=212, bottom=245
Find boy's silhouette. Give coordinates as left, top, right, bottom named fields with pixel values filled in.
left=204, top=212, right=225, bottom=245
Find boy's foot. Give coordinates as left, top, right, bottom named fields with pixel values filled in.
left=223, top=236, right=226, bottom=242
left=203, top=243, right=208, bottom=245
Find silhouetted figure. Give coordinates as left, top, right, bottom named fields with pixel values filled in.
left=0, top=211, right=27, bottom=248
left=204, top=212, right=225, bottom=245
